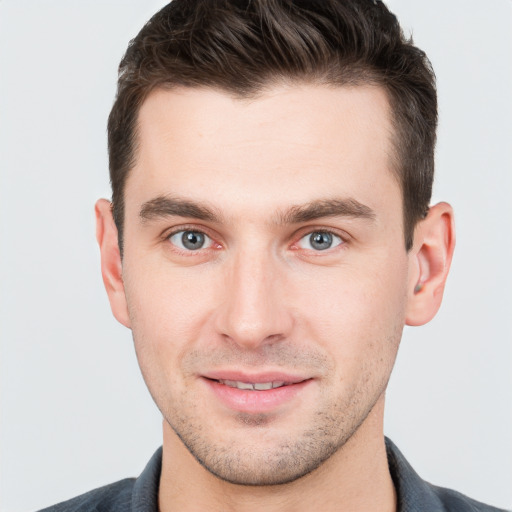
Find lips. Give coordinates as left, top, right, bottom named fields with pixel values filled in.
left=217, top=379, right=287, bottom=390
left=201, top=372, right=312, bottom=413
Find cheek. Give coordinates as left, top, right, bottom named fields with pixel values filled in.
left=294, top=253, right=408, bottom=362
left=123, top=267, right=217, bottom=408
left=123, top=260, right=221, bottom=356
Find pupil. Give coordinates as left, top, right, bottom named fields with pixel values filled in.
left=182, top=231, right=205, bottom=250
left=310, top=232, right=332, bottom=250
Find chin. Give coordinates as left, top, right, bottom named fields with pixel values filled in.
left=171, top=419, right=346, bottom=487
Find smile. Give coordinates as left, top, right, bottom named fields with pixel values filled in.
left=217, top=380, right=287, bottom=390
left=203, top=375, right=312, bottom=414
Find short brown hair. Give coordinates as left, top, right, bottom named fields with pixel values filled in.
left=108, top=0, right=437, bottom=252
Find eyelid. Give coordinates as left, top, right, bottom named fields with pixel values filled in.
left=159, top=223, right=350, bottom=254
left=162, top=224, right=223, bottom=252
left=161, top=223, right=215, bottom=240
left=169, top=230, right=214, bottom=250
left=290, top=226, right=350, bottom=252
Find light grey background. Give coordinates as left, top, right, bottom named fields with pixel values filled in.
left=1, top=1, right=511, bottom=511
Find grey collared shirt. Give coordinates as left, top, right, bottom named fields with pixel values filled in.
left=39, top=438, right=508, bottom=512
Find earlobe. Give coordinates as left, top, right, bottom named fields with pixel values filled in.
left=405, top=202, right=455, bottom=326
left=95, top=199, right=131, bottom=328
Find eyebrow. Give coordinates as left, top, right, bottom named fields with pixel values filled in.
left=276, top=198, right=376, bottom=224
left=139, top=195, right=376, bottom=225
left=140, top=196, right=221, bottom=223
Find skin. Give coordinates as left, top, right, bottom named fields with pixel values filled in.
left=96, top=84, right=455, bottom=512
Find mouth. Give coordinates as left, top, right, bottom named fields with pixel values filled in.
left=214, top=379, right=289, bottom=391
left=201, top=373, right=312, bottom=413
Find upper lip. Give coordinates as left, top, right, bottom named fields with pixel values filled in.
left=201, top=370, right=309, bottom=384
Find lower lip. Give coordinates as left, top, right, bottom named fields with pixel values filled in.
left=203, top=378, right=311, bottom=414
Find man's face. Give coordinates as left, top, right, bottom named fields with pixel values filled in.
left=120, top=84, right=412, bottom=485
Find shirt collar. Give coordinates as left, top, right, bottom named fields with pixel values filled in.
left=385, top=437, right=444, bottom=512
left=131, top=447, right=162, bottom=512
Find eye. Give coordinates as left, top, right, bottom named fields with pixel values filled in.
left=297, top=231, right=343, bottom=251
left=168, top=230, right=214, bottom=251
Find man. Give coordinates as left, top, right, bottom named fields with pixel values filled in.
left=38, top=1, right=506, bottom=511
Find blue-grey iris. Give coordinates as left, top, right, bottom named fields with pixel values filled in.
left=182, top=231, right=205, bottom=250
left=310, top=232, right=333, bottom=250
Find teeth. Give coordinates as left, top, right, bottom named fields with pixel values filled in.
left=254, top=382, right=273, bottom=390
left=218, top=380, right=286, bottom=391
left=234, top=381, right=254, bottom=390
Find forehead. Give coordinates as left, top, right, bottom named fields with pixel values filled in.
left=126, top=84, right=399, bottom=220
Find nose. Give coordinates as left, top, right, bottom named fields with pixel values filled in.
left=214, top=248, right=294, bottom=350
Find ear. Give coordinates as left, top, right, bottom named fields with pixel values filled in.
left=95, top=199, right=131, bottom=328
left=405, top=202, right=455, bottom=326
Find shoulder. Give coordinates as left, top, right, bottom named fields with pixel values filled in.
left=427, top=483, right=509, bottom=512
left=385, top=438, right=509, bottom=512
left=36, top=478, right=135, bottom=512
left=36, top=447, right=162, bottom=512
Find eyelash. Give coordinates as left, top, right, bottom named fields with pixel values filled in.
left=162, top=226, right=348, bottom=255
left=292, top=229, right=346, bottom=253
left=163, top=225, right=221, bottom=255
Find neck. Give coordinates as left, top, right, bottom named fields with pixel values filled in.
left=158, top=396, right=396, bottom=512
